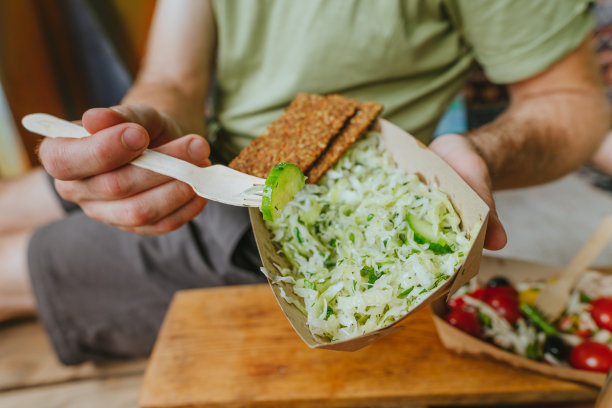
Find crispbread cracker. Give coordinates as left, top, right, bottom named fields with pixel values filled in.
left=229, top=94, right=357, bottom=178
left=306, top=101, right=383, bottom=183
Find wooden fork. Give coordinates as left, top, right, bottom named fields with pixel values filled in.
left=22, top=113, right=265, bottom=207
left=533, top=215, right=612, bottom=322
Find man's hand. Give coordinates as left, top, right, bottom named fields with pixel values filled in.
left=38, top=105, right=211, bottom=234
left=429, top=134, right=507, bottom=251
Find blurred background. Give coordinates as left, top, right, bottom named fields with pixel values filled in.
left=0, top=0, right=155, bottom=177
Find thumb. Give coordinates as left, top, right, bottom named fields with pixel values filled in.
left=429, top=134, right=507, bottom=250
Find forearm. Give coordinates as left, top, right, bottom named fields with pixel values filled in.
left=121, top=79, right=208, bottom=137
left=467, top=89, right=611, bottom=190
left=119, top=0, right=215, bottom=138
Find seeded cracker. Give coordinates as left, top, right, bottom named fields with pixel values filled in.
left=228, top=94, right=322, bottom=177
left=306, top=101, right=383, bottom=184
left=229, top=94, right=357, bottom=178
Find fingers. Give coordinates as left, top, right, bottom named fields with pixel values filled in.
left=40, top=123, right=149, bottom=180
left=429, top=133, right=508, bottom=251
left=119, top=196, right=208, bottom=235
left=55, top=135, right=210, bottom=202
left=80, top=179, right=197, bottom=228
left=54, top=133, right=210, bottom=233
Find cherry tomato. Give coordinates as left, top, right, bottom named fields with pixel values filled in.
left=445, top=309, right=481, bottom=337
left=448, top=297, right=466, bottom=310
left=570, top=341, right=612, bottom=373
left=469, top=286, right=518, bottom=301
left=485, top=293, right=521, bottom=324
left=590, top=297, right=612, bottom=331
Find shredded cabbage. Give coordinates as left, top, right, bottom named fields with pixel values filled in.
left=264, top=132, right=470, bottom=341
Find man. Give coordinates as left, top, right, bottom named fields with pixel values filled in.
left=1, top=0, right=609, bottom=364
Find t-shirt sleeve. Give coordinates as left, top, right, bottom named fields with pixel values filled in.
left=453, top=0, right=593, bottom=84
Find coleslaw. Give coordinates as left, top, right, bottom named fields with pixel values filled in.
left=262, top=132, right=471, bottom=341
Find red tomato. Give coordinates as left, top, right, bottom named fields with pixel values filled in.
left=485, top=293, right=521, bottom=324
left=448, top=297, right=466, bottom=310
left=469, top=286, right=518, bottom=301
left=570, top=341, right=612, bottom=373
left=590, top=297, right=612, bottom=331
left=445, top=309, right=481, bottom=337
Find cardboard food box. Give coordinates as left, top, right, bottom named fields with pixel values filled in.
left=249, top=118, right=490, bottom=351
left=431, top=256, right=609, bottom=387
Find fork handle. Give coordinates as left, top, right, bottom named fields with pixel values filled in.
left=131, top=150, right=197, bottom=182
left=22, top=113, right=198, bottom=182
left=558, top=216, right=612, bottom=288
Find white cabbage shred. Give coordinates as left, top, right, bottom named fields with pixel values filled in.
left=265, top=132, right=470, bottom=341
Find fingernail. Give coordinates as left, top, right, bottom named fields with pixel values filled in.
left=121, top=128, right=147, bottom=151
left=109, top=106, right=127, bottom=117
left=188, top=139, right=209, bottom=161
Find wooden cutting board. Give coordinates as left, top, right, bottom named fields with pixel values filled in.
left=139, top=264, right=600, bottom=407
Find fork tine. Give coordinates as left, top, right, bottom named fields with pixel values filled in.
left=241, top=185, right=265, bottom=197
left=242, top=198, right=262, bottom=207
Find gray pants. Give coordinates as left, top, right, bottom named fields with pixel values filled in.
left=27, top=178, right=265, bottom=365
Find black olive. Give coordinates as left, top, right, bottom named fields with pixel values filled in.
left=543, top=335, right=569, bottom=360
left=486, top=276, right=511, bottom=288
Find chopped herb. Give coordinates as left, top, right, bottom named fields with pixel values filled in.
left=360, top=266, right=382, bottom=284
left=349, top=232, right=355, bottom=243
left=419, top=288, right=428, bottom=295
left=432, top=275, right=449, bottom=288
left=477, top=310, right=492, bottom=327
left=328, top=238, right=337, bottom=248
left=294, top=227, right=303, bottom=243
left=355, top=314, right=369, bottom=324
left=398, top=287, right=414, bottom=298
left=324, top=260, right=336, bottom=268
left=304, top=280, right=316, bottom=290
left=579, top=292, right=592, bottom=303
left=367, top=213, right=374, bottom=221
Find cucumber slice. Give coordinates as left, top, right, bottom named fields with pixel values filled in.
left=406, top=213, right=452, bottom=254
left=261, top=163, right=305, bottom=221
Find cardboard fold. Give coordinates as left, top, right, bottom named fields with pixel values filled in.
left=431, top=256, right=609, bottom=387
left=249, top=118, right=489, bottom=351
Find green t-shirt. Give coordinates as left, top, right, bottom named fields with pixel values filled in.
left=211, top=0, right=592, bottom=162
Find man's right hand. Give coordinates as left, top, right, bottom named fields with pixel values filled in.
left=38, top=104, right=211, bottom=234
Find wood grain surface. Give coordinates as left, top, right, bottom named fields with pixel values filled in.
left=139, top=279, right=599, bottom=408
left=0, top=320, right=146, bottom=392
